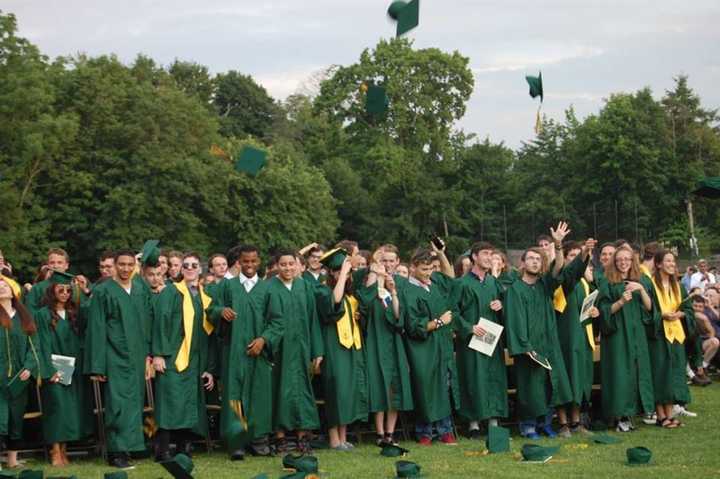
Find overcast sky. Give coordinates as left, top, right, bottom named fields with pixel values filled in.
left=5, top=0, right=719, bottom=147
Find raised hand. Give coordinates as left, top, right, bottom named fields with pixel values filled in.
left=550, top=221, right=571, bottom=245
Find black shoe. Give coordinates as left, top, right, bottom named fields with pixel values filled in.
left=468, top=428, right=482, bottom=440
left=230, top=449, right=245, bottom=461
left=154, top=451, right=172, bottom=463
left=247, top=438, right=273, bottom=457
left=177, top=441, right=193, bottom=457
left=108, top=454, right=134, bottom=469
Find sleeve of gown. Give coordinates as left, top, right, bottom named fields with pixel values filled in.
left=504, top=284, right=533, bottom=355
left=402, top=291, right=430, bottom=341
left=83, top=291, right=107, bottom=376
left=260, top=288, right=284, bottom=357
left=152, top=286, right=177, bottom=358
left=307, top=283, right=325, bottom=360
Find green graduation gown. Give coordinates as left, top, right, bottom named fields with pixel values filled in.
left=315, top=286, right=368, bottom=427
left=152, top=283, right=211, bottom=436
left=269, top=276, right=323, bottom=432
left=354, top=271, right=413, bottom=414
left=504, top=260, right=582, bottom=421
left=36, top=307, right=93, bottom=443
left=647, top=282, right=693, bottom=405
left=555, top=267, right=595, bottom=407
left=598, top=281, right=655, bottom=418
left=453, top=271, right=508, bottom=421
left=207, top=277, right=283, bottom=441
left=23, top=279, right=51, bottom=313
left=401, top=273, right=459, bottom=423
left=84, top=280, right=152, bottom=453
left=0, top=313, right=49, bottom=440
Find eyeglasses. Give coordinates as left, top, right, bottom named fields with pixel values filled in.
left=56, top=287, right=72, bottom=294
left=182, top=262, right=200, bottom=270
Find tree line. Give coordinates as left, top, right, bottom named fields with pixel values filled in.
left=1, top=11, right=719, bottom=280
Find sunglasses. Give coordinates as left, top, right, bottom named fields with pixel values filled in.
left=182, top=262, right=200, bottom=270
left=56, top=287, right=72, bottom=294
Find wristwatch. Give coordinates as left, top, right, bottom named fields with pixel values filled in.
left=435, top=318, right=444, bottom=329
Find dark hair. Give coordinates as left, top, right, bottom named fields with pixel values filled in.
left=238, top=244, right=260, bottom=256
left=599, top=243, right=616, bottom=254
left=454, top=255, right=471, bottom=277
left=99, top=250, right=115, bottom=263
left=536, top=235, right=552, bottom=245
left=562, top=240, right=583, bottom=257
left=182, top=252, right=201, bottom=262
left=0, top=282, right=36, bottom=335
left=208, top=254, right=226, bottom=269
left=226, top=245, right=242, bottom=266
left=470, top=242, right=495, bottom=256
left=113, top=249, right=137, bottom=261
left=304, top=245, right=325, bottom=258
left=411, top=248, right=435, bottom=266
left=33, top=264, right=51, bottom=284
left=613, top=239, right=630, bottom=248
left=41, top=284, right=80, bottom=334
left=642, top=242, right=660, bottom=261
left=358, top=249, right=371, bottom=264
left=274, top=249, right=297, bottom=264
left=653, top=249, right=679, bottom=297
left=520, top=247, right=549, bottom=274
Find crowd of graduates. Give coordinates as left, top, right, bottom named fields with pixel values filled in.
left=0, top=221, right=714, bottom=472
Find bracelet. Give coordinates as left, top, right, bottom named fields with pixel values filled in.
left=435, top=318, right=444, bottom=329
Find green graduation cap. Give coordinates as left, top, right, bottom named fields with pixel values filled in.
left=380, top=443, right=409, bottom=457
left=319, top=247, right=347, bottom=271
left=279, top=473, right=320, bottom=479
left=521, top=444, right=560, bottom=463
left=104, top=472, right=128, bottom=479
left=251, top=475, right=270, bottom=479
left=525, top=71, right=543, bottom=102
left=282, top=453, right=319, bottom=474
left=17, top=473, right=42, bottom=479
left=365, top=85, right=389, bottom=116
left=626, top=446, right=652, bottom=466
left=48, top=270, right=74, bottom=285
left=593, top=434, right=623, bottom=445
left=140, top=239, right=161, bottom=267
left=235, top=145, right=267, bottom=176
left=486, top=425, right=510, bottom=453
left=395, top=460, right=422, bottom=478
left=225, top=416, right=253, bottom=451
left=388, top=0, right=419, bottom=37
left=160, top=453, right=194, bottom=479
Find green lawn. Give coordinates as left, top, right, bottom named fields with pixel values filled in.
left=22, top=385, right=720, bottom=478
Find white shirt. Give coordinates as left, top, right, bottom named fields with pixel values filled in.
left=224, top=271, right=235, bottom=279
left=690, top=271, right=716, bottom=292
left=239, top=272, right=259, bottom=293
left=409, top=276, right=431, bottom=292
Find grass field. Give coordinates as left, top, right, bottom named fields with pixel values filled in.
left=17, top=385, right=720, bottom=478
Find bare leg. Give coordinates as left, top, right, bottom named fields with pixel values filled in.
left=328, top=427, right=341, bottom=448
left=7, top=450, right=18, bottom=468
left=374, top=412, right=385, bottom=436
left=338, top=425, right=348, bottom=445
left=385, top=409, right=398, bottom=436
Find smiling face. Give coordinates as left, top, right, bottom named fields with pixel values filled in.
left=99, top=257, right=115, bottom=278
left=181, top=255, right=201, bottom=283
left=168, top=256, right=182, bottom=280
left=53, top=283, right=72, bottom=306
left=277, top=255, right=297, bottom=282
left=614, top=248, right=633, bottom=276
left=600, top=245, right=616, bottom=268
left=472, top=249, right=493, bottom=271
left=239, top=251, right=261, bottom=278
left=658, top=252, right=676, bottom=277
left=115, top=254, right=136, bottom=282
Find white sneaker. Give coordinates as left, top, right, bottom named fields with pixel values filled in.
left=616, top=420, right=632, bottom=432
left=671, top=405, right=698, bottom=418
left=641, top=413, right=657, bottom=425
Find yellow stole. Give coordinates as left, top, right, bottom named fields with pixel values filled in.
left=579, top=279, right=596, bottom=351
left=0, top=275, right=21, bottom=299
left=553, top=287, right=567, bottom=313
left=337, top=295, right=362, bottom=350
left=650, top=277, right=685, bottom=344
left=173, top=281, right=214, bottom=372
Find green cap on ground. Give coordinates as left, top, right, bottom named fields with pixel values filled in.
left=18, top=472, right=43, bottom=479
left=160, top=452, right=194, bottom=479
left=140, top=239, right=161, bottom=267
left=235, top=145, right=267, bottom=176
left=593, top=434, right=623, bottom=445
left=48, top=270, right=74, bottom=285
left=389, top=0, right=419, bottom=37
left=365, top=84, right=389, bottom=116
left=279, top=473, right=320, bottom=479
left=319, top=247, right=347, bottom=271
left=395, top=460, right=422, bottom=477
left=486, top=425, right=510, bottom=453
left=283, top=453, right=319, bottom=473
left=525, top=72, right=544, bottom=102
left=380, top=443, right=409, bottom=457
left=626, top=447, right=652, bottom=466
left=521, top=444, right=559, bottom=462
left=103, top=473, right=128, bottom=479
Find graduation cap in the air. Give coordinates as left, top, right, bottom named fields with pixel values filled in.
left=387, top=0, right=419, bottom=37
left=626, top=447, right=652, bottom=466
left=159, top=453, right=194, bottom=479
left=140, top=240, right=161, bottom=267
left=525, top=71, right=544, bottom=134
left=380, top=443, right=410, bottom=457
left=48, top=270, right=74, bottom=285
left=235, top=146, right=267, bottom=176
left=486, top=425, right=510, bottom=453
left=282, top=453, right=319, bottom=474
left=319, top=248, right=348, bottom=271
left=521, top=444, right=559, bottom=463
left=395, top=460, right=423, bottom=478
left=365, top=84, right=390, bottom=117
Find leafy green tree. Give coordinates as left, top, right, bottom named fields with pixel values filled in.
left=214, top=71, right=279, bottom=139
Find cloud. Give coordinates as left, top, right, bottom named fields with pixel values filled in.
left=473, top=46, right=606, bottom=74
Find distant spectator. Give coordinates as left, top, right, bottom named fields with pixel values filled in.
left=690, top=259, right=716, bottom=292
left=681, top=266, right=696, bottom=292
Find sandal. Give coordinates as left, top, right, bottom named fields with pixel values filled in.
left=656, top=417, right=677, bottom=429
